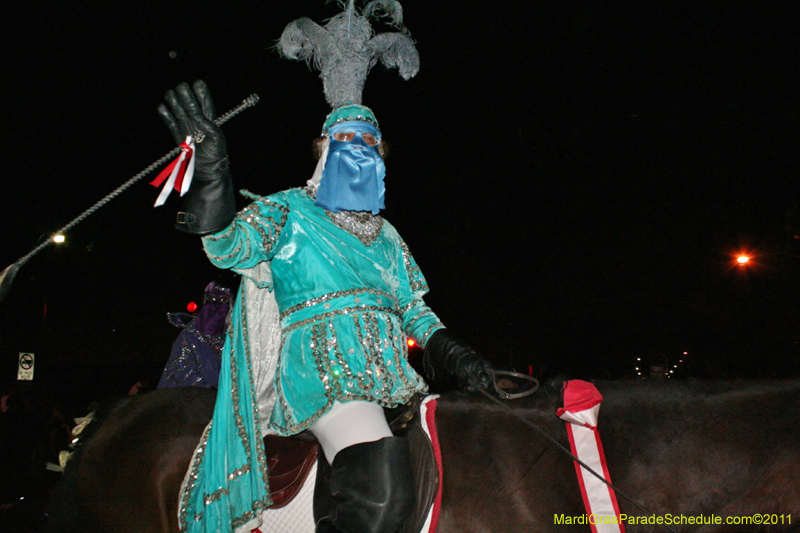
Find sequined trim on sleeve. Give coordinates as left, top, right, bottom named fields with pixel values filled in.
left=419, top=323, right=443, bottom=348
left=204, top=195, right=290, bottom=264
left=400, top=241, right=428, bottom=292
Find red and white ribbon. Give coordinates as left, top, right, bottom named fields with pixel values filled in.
left=150, top=135, right=196, bottom=207
left=557, top=380, right=625, bottom=533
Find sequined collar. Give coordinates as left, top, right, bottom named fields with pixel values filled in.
left=305, top=186, right=383, bottom=246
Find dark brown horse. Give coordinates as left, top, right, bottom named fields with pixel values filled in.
left=44, top=380, right=800, bottom=533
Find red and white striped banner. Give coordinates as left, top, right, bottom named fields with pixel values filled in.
left=557, top=380, right=624, bottom=533
left=420, top=395, right=443, bottom=533
left=151, top=135, right=196, bottom=207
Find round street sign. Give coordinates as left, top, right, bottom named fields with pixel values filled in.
left=20, top=353, right=34, bottom=370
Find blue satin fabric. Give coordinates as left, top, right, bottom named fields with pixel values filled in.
left=315, top=122, right=386, bottom=214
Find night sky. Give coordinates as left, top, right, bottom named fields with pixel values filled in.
left=2, top=1, right=799, bottom=404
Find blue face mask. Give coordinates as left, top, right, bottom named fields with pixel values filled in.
left=315, top=122, right=386, bottom=214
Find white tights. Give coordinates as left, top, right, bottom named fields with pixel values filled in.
left=310, top=401, right=393, bottom=463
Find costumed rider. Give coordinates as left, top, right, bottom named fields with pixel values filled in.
left=156, top=3, right=494, bottom=533
left=157, top=281, right=233, bottom=389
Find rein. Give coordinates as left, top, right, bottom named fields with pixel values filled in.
left=490, top=369, right=539, bottom=400
left=478, top=386, right=679, bottom=533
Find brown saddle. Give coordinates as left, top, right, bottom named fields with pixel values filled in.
left=263, top=434, right=318, bottom=509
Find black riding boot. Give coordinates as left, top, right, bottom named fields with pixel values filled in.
left=315, top=436, right=415, bottom=533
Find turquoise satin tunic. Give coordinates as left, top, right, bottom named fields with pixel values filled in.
left=205, top=186, right=440, bottom=433
left=180, top=187, right=442, bottom=533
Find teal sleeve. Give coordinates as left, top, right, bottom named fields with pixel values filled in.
left=202, top=193, right=290, bottom=273
left=396, top=241, right=444, bottom=347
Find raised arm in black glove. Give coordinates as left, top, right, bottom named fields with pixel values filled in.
left=422, top=329, right=494, bottom=393
left=158, top=80, right=236, bottom=235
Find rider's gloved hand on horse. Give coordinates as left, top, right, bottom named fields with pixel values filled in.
left=423, top=328, right=495, bottom=393
left=158, top=80, right=235, bottom=235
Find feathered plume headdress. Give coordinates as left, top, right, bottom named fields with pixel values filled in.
left=278, top=0, right=419, bottom=132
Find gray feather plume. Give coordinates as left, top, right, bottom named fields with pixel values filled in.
left=369, top=32, right=418, bottom=80
left=277, top=0, right=419, bottom=109
left=363, top=0, right=404, bottom=27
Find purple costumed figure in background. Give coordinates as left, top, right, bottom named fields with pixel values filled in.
left=157, top=281, right=233, bottom=389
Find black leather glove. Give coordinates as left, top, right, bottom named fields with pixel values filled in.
left=423, top=329, right=494, bottom=392
left=158, top=80, right=235, bottom=235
